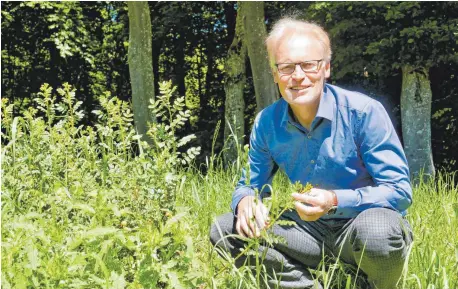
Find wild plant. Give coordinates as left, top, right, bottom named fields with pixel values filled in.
left=1, top=82, right=205, bottom=288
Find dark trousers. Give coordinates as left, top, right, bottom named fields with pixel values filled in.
left=210, top=208, right=413, bottom=289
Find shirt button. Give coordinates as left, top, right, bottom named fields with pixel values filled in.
left=310, top=160, right=315, bottom=164
left=307, top=134, right=312, bottom=139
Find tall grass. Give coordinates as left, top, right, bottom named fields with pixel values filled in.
left=2, top=83, right=457, bottom=288
left=179, top=131, right=458, bottom=288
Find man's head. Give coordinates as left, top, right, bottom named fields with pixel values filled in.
left=266, top=18, right=332, bottom=107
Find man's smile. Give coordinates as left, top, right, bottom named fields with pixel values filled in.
left=289, top=86, right=311, bottom=91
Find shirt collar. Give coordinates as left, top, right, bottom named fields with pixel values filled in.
left=316, top=84, right=335, bottom=122
left=280, top=84, right=335, bottom=128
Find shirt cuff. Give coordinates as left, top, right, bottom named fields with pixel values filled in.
left=231, top=186, right=257, bottom=216
left=332, top=189, right=360, bottom=218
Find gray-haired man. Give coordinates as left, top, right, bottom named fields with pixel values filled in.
left=211, top=17, right=413, bottom=289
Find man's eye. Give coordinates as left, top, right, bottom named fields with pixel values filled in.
left=302, top=62, right=315, bottom=70
left=279, top=64, right=294, bottom=71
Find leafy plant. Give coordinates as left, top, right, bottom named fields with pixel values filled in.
left=1, top=82, right=204, bottom=288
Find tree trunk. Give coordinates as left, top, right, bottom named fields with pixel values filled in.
left=175, top=36, right=186, bottom=98
left=152, top=38, right=162, bottom=97
left=240, top=1, right=278, bottom=111
left=127, top=1, right=155, bottom=144
left=223, top=4, right=247, bottom=165
left=201, top=38, right=214, bottom=121
left=401, top=66, right=435, bottom=183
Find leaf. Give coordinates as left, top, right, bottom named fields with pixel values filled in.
left=109, top=271, right=126, bottom=289
left=26, top=243, right=39, bottom=270
left=139, top=254, right=160, bottom=288
left=84, top=227, right=118, bottom=239
left=72, top=203, right=96, bottom=214
left=166, top=212, right=187, bottom=227
left=1, top=272, right=12, bottom=289
left=453, top=203, right=458, bottom=220
left=185, top=235, right=194, bottom=260
left=167, top=271, right=185, bottom=289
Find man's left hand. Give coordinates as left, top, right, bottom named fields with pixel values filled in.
left=292, top=188, right=335, bottom=221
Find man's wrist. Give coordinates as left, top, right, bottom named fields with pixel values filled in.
left=326, top=190, right=338, bottom=215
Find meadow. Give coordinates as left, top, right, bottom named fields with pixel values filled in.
left=2, top=83, right=457, bottom=289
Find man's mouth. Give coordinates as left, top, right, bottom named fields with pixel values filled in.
left=289, top=86, right=310, bottom=91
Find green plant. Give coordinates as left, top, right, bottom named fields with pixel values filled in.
left=1, top=82, right=205, bottom=288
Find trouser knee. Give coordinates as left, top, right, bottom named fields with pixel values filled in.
left=209, top=212, right=235, bottom=248
left=350, top=208, right=412, bottom=263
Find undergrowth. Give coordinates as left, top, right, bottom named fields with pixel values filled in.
left=1, top=83, right=457, bottom=289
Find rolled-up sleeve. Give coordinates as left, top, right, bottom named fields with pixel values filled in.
left=231, top=113, right=278, bottom=214
left=334, top=100, right=412, bottom=217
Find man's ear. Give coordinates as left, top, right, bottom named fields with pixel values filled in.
left=324, top=61, right=331, bottom=79
left=272, top=69, right=278, bottom=83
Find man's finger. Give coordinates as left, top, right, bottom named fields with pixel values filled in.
left=235, top=219, right=245, bottom=237
left=246, top=213, right=258, bottom=237
left=261, top=204, right=270, bottom=224
left=294, top=201, right=323, bottom=216
left=292, top=192, right=319, bottom=206
left=254, top=205, right=265, bottom=235
left=239, top=212, right=254, bottom=238
left=237, top=209, right=251, bottom=238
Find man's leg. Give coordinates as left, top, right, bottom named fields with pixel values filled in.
left=336, top=208, right=413, bottom=289
left=210, top=212, right=326, bottom=289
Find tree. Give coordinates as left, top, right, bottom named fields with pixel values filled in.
left=223, top=2, right=247, bottom=164
left=223, top=2, right=280, bottom=163
left=401, top=66, right=434, bottom=179
left=1, top=1, right=130, bottom=124
left=241, top=1, right=279, bottom=111
left=127, top=1, right=155, bottom=143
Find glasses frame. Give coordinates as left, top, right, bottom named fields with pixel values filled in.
left=275, top=59, right=324, bottom=75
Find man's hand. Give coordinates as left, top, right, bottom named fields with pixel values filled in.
left=292, top=188, right=335, bottom=221
left=236, top=196, right=269, bottom=238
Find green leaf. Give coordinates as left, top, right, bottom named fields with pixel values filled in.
left=72, top=203, right=96, bottom=214
left=167, top=271, right=185, bottom=289
left=84, top=227, right=118, bottom=239
left=26, top=243, right=39, bottom=270
left=453, top=203, right=458, bottom=219
left=109, top=271, right=126, bottom=289
left=1, top=273, right=12, bottom=289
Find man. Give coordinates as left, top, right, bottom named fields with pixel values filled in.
left=210, top=17, right=413, bottom=289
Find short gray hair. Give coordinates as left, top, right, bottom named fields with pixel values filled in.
left=265, top=17, right=332, bottom=69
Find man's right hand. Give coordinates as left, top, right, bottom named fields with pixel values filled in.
left=236, top=196, right=269, bottom=238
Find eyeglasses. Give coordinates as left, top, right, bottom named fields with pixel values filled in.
left=275, top=59, right=324, bottom=75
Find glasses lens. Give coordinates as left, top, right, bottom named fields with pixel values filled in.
left=277, top=63, right=295, bottom=74
left=300, top=61, right=318, bottom=72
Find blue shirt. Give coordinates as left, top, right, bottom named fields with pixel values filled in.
left=232, top=84, right=412, bottom=219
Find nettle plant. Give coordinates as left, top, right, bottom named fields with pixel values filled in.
left=1, top=82, right=205, bottom=288
left=146, top=81, right=201, bottom=215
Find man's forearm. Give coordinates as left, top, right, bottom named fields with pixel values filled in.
left=333, top=182, right=412, bottom=218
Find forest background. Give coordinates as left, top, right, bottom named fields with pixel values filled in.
left=1, top=1, right=458, bottom=289
left=2, top=1, right=458, bottom=174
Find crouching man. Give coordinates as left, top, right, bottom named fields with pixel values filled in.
left=210, top=17, right=413, bottom=289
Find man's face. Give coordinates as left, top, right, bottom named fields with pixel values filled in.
left=273, top=34, right=330, bottom=107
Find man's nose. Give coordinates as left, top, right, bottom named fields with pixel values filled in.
left=291, top=64, right=307, bottom=80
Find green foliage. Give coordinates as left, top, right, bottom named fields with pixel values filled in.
left=309, top=2, right=458, bottom=78
left=2, top=82, right=457, bottom=288
left=1, top=82, right=204, bottom=288
left=1, top=1, right=130, bottom=118
left=2, top=1, right=458, bottom=172
left=149, top=81, right=201, bottom=167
